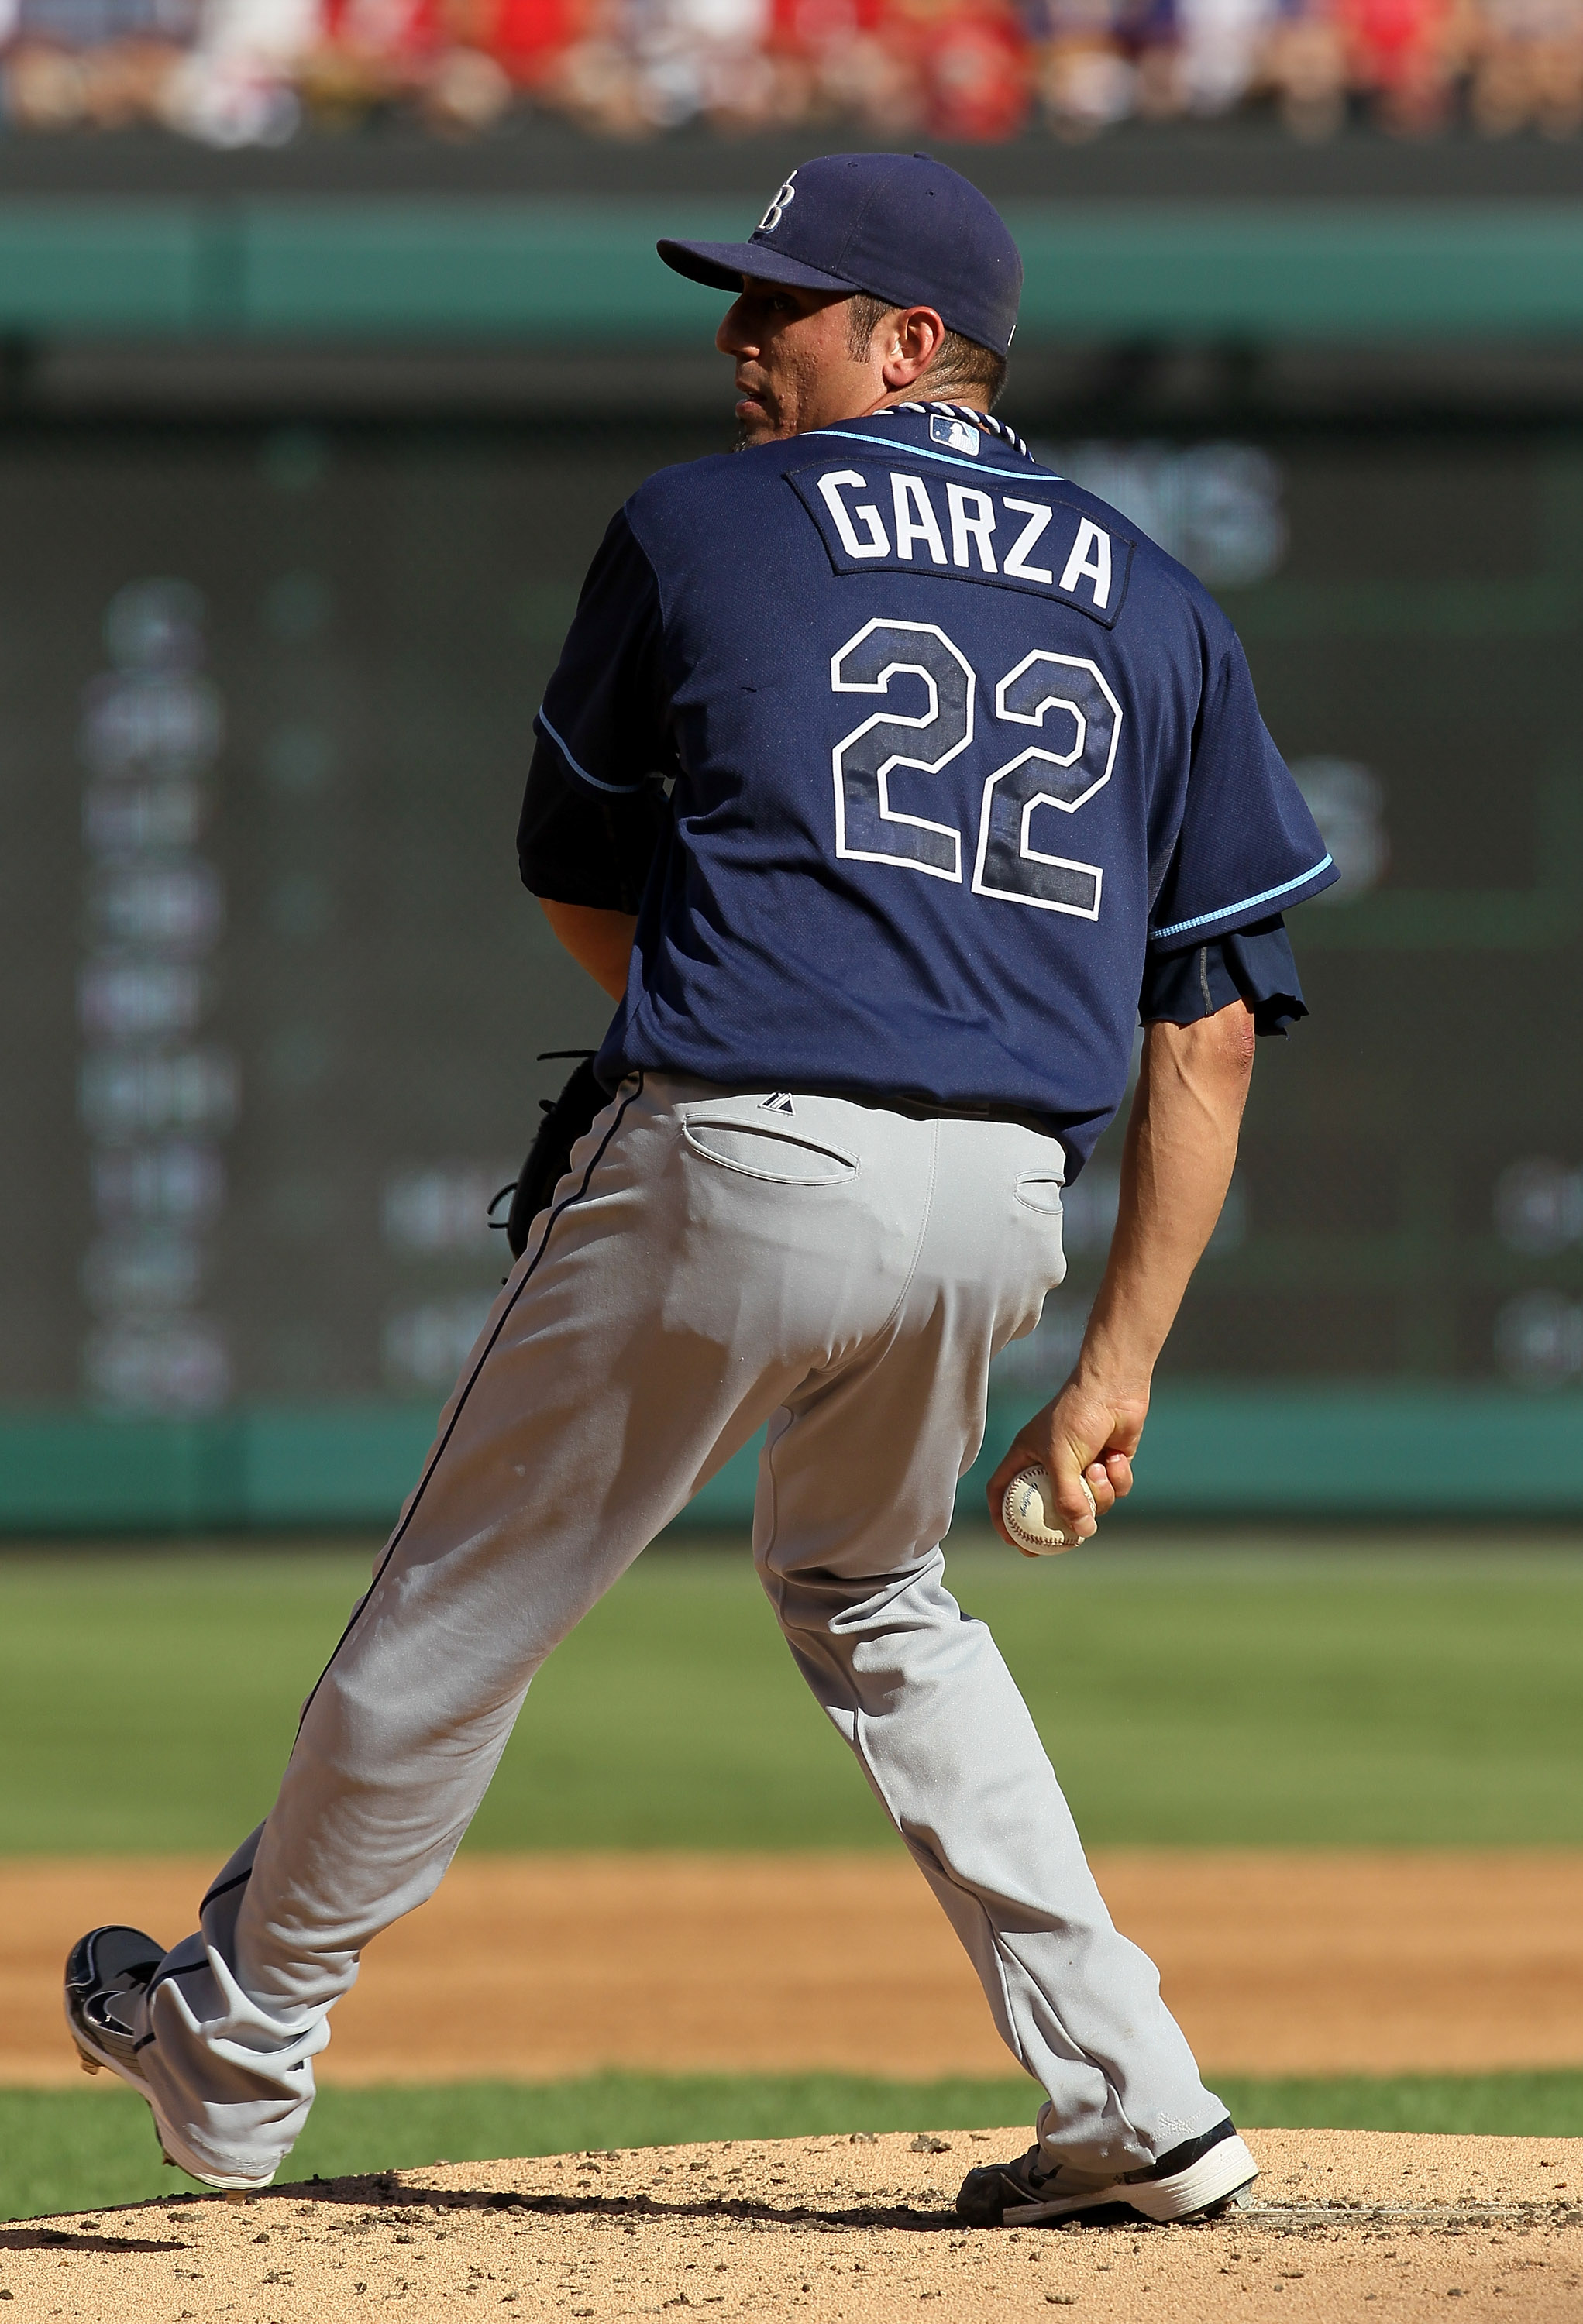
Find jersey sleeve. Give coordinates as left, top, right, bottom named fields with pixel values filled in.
left=517, top=507, right=674, bottom=910
left=1147, top=627, right=1338, bottom=950
left=1138, top=915, right=1307, bottom=1037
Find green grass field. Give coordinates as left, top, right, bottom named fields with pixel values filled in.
left=2, top=1538, right=1579, bottom=2218
left=0, top=1537, right=1579, bottom=1852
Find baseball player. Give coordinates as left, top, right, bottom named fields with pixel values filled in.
left=67, top=153, right=1335, bottom=2229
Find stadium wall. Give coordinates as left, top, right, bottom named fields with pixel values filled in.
left=2, top=198, right=1583, bottom=342
left=0, top=1389, right=1577, bottom=1532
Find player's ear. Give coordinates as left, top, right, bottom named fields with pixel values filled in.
left=882, top=306, right=948, bottom=391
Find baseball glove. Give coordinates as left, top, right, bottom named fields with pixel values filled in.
left=490, top=1051, right=607, bottom=1262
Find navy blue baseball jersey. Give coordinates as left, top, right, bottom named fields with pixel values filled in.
left=521, top=404, right=1335, bottom=1171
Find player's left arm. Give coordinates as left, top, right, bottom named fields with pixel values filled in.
left=988, top=997, right=1254, bottom=1545
left=518, top=504, right=673, bottom=1002
left=539, top=901, right=638, bottom=1001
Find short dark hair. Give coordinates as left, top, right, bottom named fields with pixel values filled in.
left=844, top=293, right=1008, bottom=410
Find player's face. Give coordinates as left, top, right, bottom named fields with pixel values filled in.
left=717, top=280, right=878, bottom=446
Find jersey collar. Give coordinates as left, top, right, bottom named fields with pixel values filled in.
left=805, top=402, right=1048, bottom=485
left=874, top=401, right=1033, bottom=461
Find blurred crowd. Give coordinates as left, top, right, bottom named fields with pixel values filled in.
left=3, top=0, right=1581, bottom=145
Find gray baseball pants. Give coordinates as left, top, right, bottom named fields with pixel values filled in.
left=137, top=1071, right=1226, bottom=2186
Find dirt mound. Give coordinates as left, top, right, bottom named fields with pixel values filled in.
left=3, top=2129, right=1579, bottom=2320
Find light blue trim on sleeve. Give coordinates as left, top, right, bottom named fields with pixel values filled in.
left=1149, top=854, right=1335, bottom=942
left=536, top=707, right=647, bottom=797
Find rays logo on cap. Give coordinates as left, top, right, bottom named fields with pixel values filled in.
left=758, top=174, right=797, bottom=234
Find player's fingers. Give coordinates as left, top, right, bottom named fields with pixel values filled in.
left=1104, top=1450, right=1134, bottom=1500
left=1084, top=1459, right=1117, bottom=1518
left=1052, top=1450, right=1099, bottom=1537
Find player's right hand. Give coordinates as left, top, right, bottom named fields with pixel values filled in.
left=986, top=1378, right=1144, bottom=1550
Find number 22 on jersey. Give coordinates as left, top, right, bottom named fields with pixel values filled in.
left=831, top=617, right=1122, bottom=920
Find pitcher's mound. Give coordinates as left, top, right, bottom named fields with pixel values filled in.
left=5, top=2127, right=1579, bottom=2319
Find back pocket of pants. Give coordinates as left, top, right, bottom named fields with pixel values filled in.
left=682, top=1117, right=859, bottom=1185
left=1014, top=1174, right=1065, bottom=1215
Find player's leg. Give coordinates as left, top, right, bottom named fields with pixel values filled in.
left=752, top=1109, right=1241, bottom=2210
left=69, top=1074, right=945, bottom=2190
left=73, top=1074, right=808, bottom=2188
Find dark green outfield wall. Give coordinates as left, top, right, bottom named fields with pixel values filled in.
left=0, top=1386, right=1576, bottom=1532
left=2, top=198, right=1583, bottom=342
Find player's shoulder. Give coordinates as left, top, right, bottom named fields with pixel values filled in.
left=622, top=445, right=800, bottom=574
left=1037, top=469, right=1232, bottom=645
left=626, top=445, right=766, bottom=519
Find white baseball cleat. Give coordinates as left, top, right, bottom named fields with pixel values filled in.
left=955, top=2116, right=1258, bottom=2227
left=64, top=1924, right=274, bottom=2195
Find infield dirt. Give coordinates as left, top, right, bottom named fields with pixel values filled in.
left=4, top=1848, right=1581, bottom=2085
left=3, top=2129, right=1581, bottom=2321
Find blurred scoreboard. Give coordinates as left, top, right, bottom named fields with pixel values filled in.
left=1, top=415, right=1579, bottom=1415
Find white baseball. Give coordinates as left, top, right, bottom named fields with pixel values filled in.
left=1001, top=1463, right=1098, bottom=1556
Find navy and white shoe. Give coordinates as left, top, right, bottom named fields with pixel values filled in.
left=64, top=1923, right=270, bottom=2195
left=956, top=2116, right=1258, bottom=2228
left=64, top=1924, right=163, bottom=2086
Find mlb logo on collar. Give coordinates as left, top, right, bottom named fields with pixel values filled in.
left=930, top=414, right=980, bottom=456
left=786, top=458, right=1136, bottom=628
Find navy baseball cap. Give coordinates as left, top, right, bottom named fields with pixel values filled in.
left=657, top=152, right=1023, bottom=360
